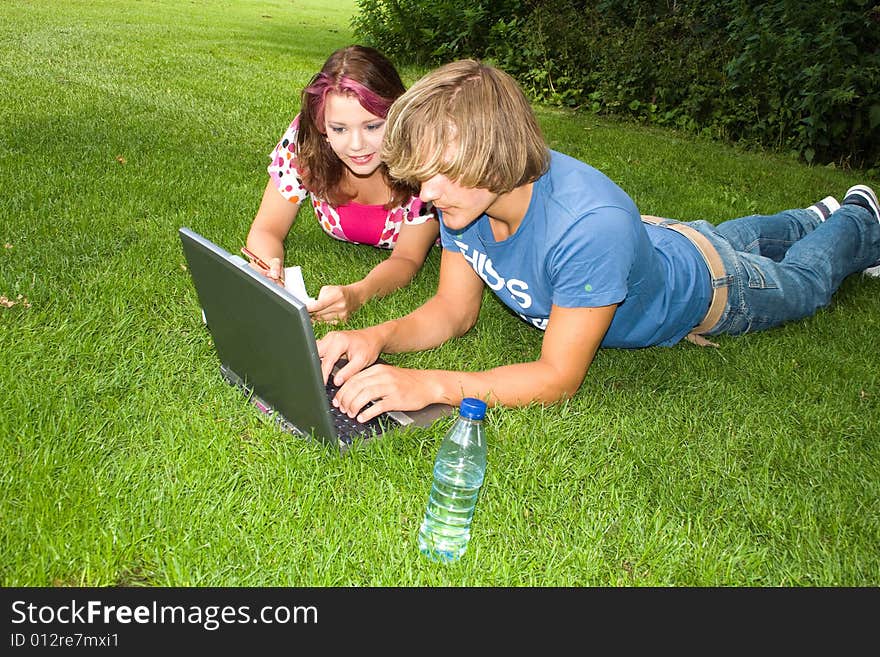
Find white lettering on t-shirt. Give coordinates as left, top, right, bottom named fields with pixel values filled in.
left=506, top=279, right=531, bottom=309
left=481, top=255, right=504, bottom=291
left=457, top=240, right=481, bottom=271
left=454, top=239, right=533, bottom=309
left=517, top=312, right=548, bottom=330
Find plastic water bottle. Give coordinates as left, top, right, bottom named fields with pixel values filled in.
left=418, top=397, right=488, bottom=563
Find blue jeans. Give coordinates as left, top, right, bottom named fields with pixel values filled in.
left=681, top=204, right=880, bottom=336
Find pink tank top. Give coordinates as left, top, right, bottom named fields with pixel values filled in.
left=270, top=115, right=436, bottom=249
left=336, top=202, right=389, bottom=245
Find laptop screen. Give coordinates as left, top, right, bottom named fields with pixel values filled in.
left=179, top=227, right=342, bottom=446
left=179, top=228, right=455, bottom=451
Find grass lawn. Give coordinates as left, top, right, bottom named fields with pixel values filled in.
left=1, top=0, right=878, bottom=587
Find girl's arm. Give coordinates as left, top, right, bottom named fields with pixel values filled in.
left=308, top=219, right=440, bottom=322
left=245, top=179, right=302, bottom=284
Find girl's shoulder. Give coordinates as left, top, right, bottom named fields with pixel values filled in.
left=278, top=114, right=301, bottom=148
left=268, top=113, right=308, bottom=201
left=400, top=196, right=437, bottom=222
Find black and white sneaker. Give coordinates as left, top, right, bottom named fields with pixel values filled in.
left=843, top=184, right=880, bottom=223
left=843, top=185, right=880, bottom=277
left=807, top=195, right=840, bottom=222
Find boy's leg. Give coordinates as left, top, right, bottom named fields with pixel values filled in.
left=705, top=187, right=880, bottom=335
left=713, top=197, right=837, bottom=262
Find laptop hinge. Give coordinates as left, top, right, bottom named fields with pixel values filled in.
left=384, top=410, right=413, bottom=426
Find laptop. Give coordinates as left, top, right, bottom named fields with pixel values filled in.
left=178, top=227, right=454, bottom=453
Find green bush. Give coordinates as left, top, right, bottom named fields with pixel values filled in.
left=723, top=0, right=880, bottom=168
left=352, top=0, right=880, bottom=171
left=351, top=0, right=523, bottom=64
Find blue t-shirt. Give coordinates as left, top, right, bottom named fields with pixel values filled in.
left=439, top=150, right=710, bottom=347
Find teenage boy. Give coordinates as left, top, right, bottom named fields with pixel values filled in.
left=316, top=59, right=880, bottom=423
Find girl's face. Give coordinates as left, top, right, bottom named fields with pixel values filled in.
left=323, top=91, right=386, bottom=177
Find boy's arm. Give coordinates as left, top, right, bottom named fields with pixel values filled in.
left=317, top=249, right=486, bottom=383
left=326, top=300, right=617, bottom=422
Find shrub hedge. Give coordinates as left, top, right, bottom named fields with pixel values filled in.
left=352, top=0, right=880, bottom=172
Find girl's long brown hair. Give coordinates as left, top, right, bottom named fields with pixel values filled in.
left=297, top=45, right=417, bottom=209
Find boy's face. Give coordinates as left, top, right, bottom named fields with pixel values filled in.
left=418, top=172, right=498, bottom=231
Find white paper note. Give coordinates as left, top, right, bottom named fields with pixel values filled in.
left=284, top=266, right=315, bottom=303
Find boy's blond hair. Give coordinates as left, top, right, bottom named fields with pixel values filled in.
left=381, top=60, right=549, bottom=193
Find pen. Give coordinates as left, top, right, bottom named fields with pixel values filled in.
left=241, top=247, right=285, bottom=285
left=241, top=247, right=271, bottom=271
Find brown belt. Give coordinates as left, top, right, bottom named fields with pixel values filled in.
left=641, top=215, right=728, bottom=337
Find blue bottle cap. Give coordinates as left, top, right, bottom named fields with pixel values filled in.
left=459, top=397, right=487, bottom=420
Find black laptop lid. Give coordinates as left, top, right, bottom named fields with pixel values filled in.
left=179, top=227, right=339, bottom=445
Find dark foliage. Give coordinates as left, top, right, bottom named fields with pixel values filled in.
left=353, top=0, right=880, bottom=171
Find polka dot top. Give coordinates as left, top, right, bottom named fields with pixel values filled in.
left=267, top=115, right=436, bottom=249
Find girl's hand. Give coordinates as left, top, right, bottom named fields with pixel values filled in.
left=266, top=257, right=285, bottom=286
left=307, top=284, right=362, bottom=323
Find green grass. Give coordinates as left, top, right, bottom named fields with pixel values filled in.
left=1, top=0, right=878, bottom=587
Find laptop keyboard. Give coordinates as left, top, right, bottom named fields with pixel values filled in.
left=325, top=379, right=385, bottom=443
left=220, top=363, right=392, bottom=447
